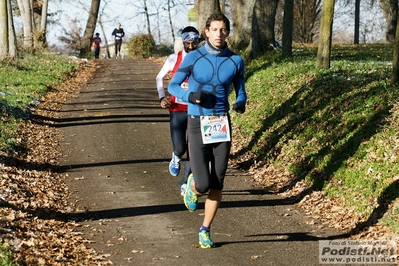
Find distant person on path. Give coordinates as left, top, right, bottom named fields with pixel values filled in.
left=168, top=12, right=247, bottom=249
left=112, top=22, right=125, bottom=58
left=91, top=33, right=102, bottom=59
left=156, top=26, right=200, bottom=195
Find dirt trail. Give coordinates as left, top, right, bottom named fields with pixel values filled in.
left=58, top=58, right=344, bottom=266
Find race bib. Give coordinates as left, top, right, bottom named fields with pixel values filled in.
left=174, top=82, right=189, bottom=105
left=200, top=114, right=231, bottom=144
left=181, top=82, right=189, bottom=90
left=175, top=98, right=188, bottom=105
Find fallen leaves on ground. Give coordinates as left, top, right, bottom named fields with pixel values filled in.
left=0, top=59, right=112, bottom=265
left=229, top=141, right=398, bottom=242
left=1, top=57, right=396, bottom=265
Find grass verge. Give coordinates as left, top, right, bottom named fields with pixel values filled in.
left=0, top=242, right=17, bottom=266
left=0, top=52, right=82, bottom=264
left=230, top=43, right=399, bottom=235
left=0, top=53, right=80, bottom=151
left=1, top=44, right=399, bottom=262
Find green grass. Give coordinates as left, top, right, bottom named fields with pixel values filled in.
left=0, top=52, right=81, bottom=264
left=0, top=242, right=17, bottom=266
left=1, top=44, right=399, bottom=262
left=230, top=43, right=399, bottom=232
left=0, top=53, right=80, bottom=151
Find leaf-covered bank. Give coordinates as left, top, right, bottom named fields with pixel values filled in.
left=0, top=55, right=112, bottom=265
left=1, top=44, right=399, bottom=264
left=230, top=43, right=399, bottom=239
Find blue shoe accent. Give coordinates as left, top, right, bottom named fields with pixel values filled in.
left=184, top=174, right=197, bottom=212
left=199, top=230, right=215, bottom=249
left=169, top=153, right=181, bottom=176
left=180, top=183, right=187, bottom=196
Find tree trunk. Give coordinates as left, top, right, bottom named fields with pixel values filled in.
left=231, top=0, right=278, bottom=59
left=282, top=0, right=294, bottom=57
left=230, top=0, right=252, bottom=52
left=354, top=0, right=360, bottom=44
left=167, top=0, right=175, bottom=43
left=316, top=0, right=335, bottom=69
left=0, top=0, right=8, bottom=59
left=253, top=0, right=277, bottom=56
left=32, top=0, right=47, bottom=48
left=195, top=0, right=220, bottom=30
left=30, top=0, right=34, bottom=32
left=40, top=0, right=48, bottom=47
left=80, top=0, right=100, bottom=58
left=7, top=0, right=17, bottom=57
left=143, top=0, right=151, bottom=35
left=40, top=0, right=48, bottom=30
left=97, top=2, right=110, bottom=58
left=392, top=11, right=399, bottom=83
left=32, top=0, right=41, bottom=31
left=16, top=0, right=33, bottom=48
left=98, top=19, right=110, bottom=58
left=384, top=0, right=398, bottom=43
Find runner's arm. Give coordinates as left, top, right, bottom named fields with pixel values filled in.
left=232, top=57, right=247, bottom=105
left=156, top=53, right=177, bottom=99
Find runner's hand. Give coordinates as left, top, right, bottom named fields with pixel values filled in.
left=232, top=102, right=245, bottom=114
left=160, top=97, right=171, bottom=108
left=189, top=91, right=209, bottom=104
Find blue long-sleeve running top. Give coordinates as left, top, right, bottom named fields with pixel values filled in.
left=168, top=41, right=247, bottom=117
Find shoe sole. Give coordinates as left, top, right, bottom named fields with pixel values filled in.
left=199, top=231, right=215, bottom=248
left=199, top=243, right=215, bottom=249
left=169, top=171, right=179, bottom=177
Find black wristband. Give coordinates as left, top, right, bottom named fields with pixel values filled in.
left=159, top=97, right=164, bottom=103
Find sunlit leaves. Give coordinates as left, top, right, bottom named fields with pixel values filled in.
left=0, top=60, right=109, bottom=265
left=230, top=43, right=399, bottom=239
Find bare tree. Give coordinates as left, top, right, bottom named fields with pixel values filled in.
left=41, top=0, right=48, bottom=31
left=97, top=1, right=111, bottom=58
left=317, top=0, right=335, bottom=69
left=333, top=0, right=385, bottom=44
left=354, top=0, right=360, bottom=43
left=275, top=0, right=321, bottom=44
left=143, top=0, right=152, bottom=35
left=16, top=0, right=33, bottom=48
left=32, top=0, right=49, bottom=48
left=147, top=0, right=164, bottom=44
left=79, top=0, right=101, bottom=58
left=7, top=0, right=17, bottom=57
left=0, top=0, right=8, bottom=59
left=295, top=0, right=322, bottom=43
left=58, top=18, right=83, bottom=55
left=167, top=0, right=176, bottom=43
